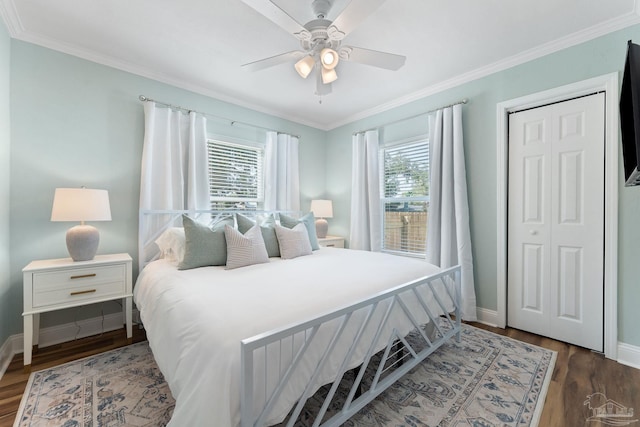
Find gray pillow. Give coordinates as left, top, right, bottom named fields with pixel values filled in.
left=274, top=223, right=312, bottom=259
left=224, top=224, right=269, bottom=269
left=178, top=214, right=233, bottom=270
left=236, top=213, right=280, bottom=257
left=279, top=212, right=319, bottom=250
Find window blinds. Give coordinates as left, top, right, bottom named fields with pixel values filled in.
left=381, top=140, right=429, bottom=256
left=207, top=140, right=264, bottom=210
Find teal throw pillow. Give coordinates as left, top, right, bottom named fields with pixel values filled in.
left=178, top=214, right=233, bottom=270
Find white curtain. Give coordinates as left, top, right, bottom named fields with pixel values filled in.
left=349, top=130, right=381, bottom=251
left=140, top=101, right=209, bottom=211
left=426, top=104, right=476, bottom=321
left=264, top=131, right=300, bottom=211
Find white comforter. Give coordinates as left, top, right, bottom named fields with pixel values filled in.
left=134, top=248, right=448, bottom=427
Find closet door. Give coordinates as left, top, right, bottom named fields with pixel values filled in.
left=507, top=93, right=605, bottom=351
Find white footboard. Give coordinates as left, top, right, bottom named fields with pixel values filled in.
left=241, top=265, right=462, bottom=427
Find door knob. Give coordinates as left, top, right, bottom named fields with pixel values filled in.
left=530, top=230, right=538, bottom=235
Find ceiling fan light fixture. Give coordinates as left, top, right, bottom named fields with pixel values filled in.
left=320, top=48, right=339, bottom=70
left=321, top=66, right=338, bottom=84
left=294, top=55, right=316, bottom=78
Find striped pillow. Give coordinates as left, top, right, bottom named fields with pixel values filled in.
left=224, top=224, right=269, bottom=270
left=279, top=212, right=320, bottom=250
left=274, top=223, right=312, bottom=260
left=236, top=213, right=280, bottom=257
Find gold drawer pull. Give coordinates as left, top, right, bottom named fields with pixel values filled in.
left=70, top=273, right=96, bottom=280
left=70, top=289, right=97, bottom=296
left=326, top=244, right=336, bottom=247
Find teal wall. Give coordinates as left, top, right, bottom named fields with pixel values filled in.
left=3, top=23, right=640, bottom=349
left=0, top=20, right=11, bottom=347
left=326, top=25, right=640, bottom=346
left=6, top=40, right=327, bottom=337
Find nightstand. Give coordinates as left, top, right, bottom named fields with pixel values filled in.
left=22, top=253, right=133, bottom=371
left=318, top=235, right=345, bottom=248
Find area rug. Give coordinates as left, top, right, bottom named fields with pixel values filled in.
left=14, top=324, right=556, bottom=427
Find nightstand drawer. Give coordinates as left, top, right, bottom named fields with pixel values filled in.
left=318, top=236, right=345, bottom=248
left=32, top=264, right=126, bottom=307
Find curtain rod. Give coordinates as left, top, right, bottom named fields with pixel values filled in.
left=352, top=98, right=468, bottom=136
left=138, top=95, right=300, bottom=139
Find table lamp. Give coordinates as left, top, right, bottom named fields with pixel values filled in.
left=310, top=199, right=333, bottom=238
left=51, top=187, right=112, bottom=261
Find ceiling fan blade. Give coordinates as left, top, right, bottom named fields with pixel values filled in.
left=327, top=0, right=388, bottom=40
left=338, top=46, right=406, bottom=70
left=242, top=51, right=306, bottom=72
left=240, top=0, right=311, bottom=41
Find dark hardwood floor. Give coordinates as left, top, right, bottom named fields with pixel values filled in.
left=0, top=323, right=638, bottom=426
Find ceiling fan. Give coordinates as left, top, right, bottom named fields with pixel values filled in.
left=240, top=0, right=406, bottom=96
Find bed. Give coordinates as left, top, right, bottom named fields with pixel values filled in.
left=134, top=210, right=461, bottom=427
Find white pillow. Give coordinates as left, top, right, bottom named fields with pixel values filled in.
left=224, top=224, right=269, bottom=269
left=154, top=227, right=186, bottom=263
left=274, top=223, right=312, bottom=260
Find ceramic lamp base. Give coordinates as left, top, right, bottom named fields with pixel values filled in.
left=315, top=218, right=329, bottom=238
left=66, top=224, right=100, bottom=261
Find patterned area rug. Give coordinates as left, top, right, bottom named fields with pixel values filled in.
left=14, top=324, right=555, bottom=427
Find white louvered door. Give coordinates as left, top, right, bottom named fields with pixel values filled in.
left=507, top=93, right=605, bottom=351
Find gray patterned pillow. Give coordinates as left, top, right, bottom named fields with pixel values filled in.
left=279, top=212, right=319, bottom=250
left=274, top=223, right=312, bottom=259
left=178, top=214, right=233, bottom=270
left=236, top=213, right=280, bottom=257
left=224, top=224, right=269, bottom=269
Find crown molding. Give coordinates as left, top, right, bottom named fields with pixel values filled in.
left=329, top=8, right=640, bottom=130
left=0, top=0, right=23, bottom=36
left=1, top=2, right=325, bottom=130
left=18, top=31, right=325, bottom=129
left=3, top=0, right=640, bottom=131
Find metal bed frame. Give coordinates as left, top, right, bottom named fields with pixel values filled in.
left=138, top=209, right=462, bottom=427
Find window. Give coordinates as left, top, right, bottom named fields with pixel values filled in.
left=207, top=139, right=264, bottom=210
left=380, top=137, right=429, bottom=256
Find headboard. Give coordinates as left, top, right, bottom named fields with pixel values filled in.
left=138, top=209, right=300, bottom=272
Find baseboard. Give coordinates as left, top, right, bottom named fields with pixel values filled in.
left=475, top=308, right=640, bottom=370
left=475, top=307, right=499, bottom=328
left=617, top=342, right=640, bottom=370
left=0, top=335, right=13, bottom=380
left=0, top=309, right=139, bottom=381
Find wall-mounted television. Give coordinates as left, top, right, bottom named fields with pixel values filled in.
left=619, top=40, right=640, bottom=186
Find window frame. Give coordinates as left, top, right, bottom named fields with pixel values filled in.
left=379, top=134, right=430, bottom=258
left=206, top=135, right=265, bottom=210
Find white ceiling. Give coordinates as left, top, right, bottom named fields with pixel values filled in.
left=1, top=0, right=639, bottom=130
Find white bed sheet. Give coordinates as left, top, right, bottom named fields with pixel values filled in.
left=134, top=248, right=450, bottom=427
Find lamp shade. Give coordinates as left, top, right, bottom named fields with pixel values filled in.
left=294, top=55, right=316, bottom=79
left=321, top=67, right=338, bottom=84
left=51, top=188, right=112, bottom=222
left=51, top=188, right=112, bottom=261
left=310, top=199, right=333, bottom=218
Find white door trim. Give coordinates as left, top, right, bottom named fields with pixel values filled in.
left=496, top=73, right=619, bottom=359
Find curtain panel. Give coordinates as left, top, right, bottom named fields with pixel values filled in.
left=264, top=131, right=300, bottom=211
left=139, top=101, right=209, bottom=210
left=426, top=104, right=477, bottom=321
left=349, top=130, right=382, bottom=251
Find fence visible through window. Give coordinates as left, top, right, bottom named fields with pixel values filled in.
left=383, top=205, right=427, bottom=256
